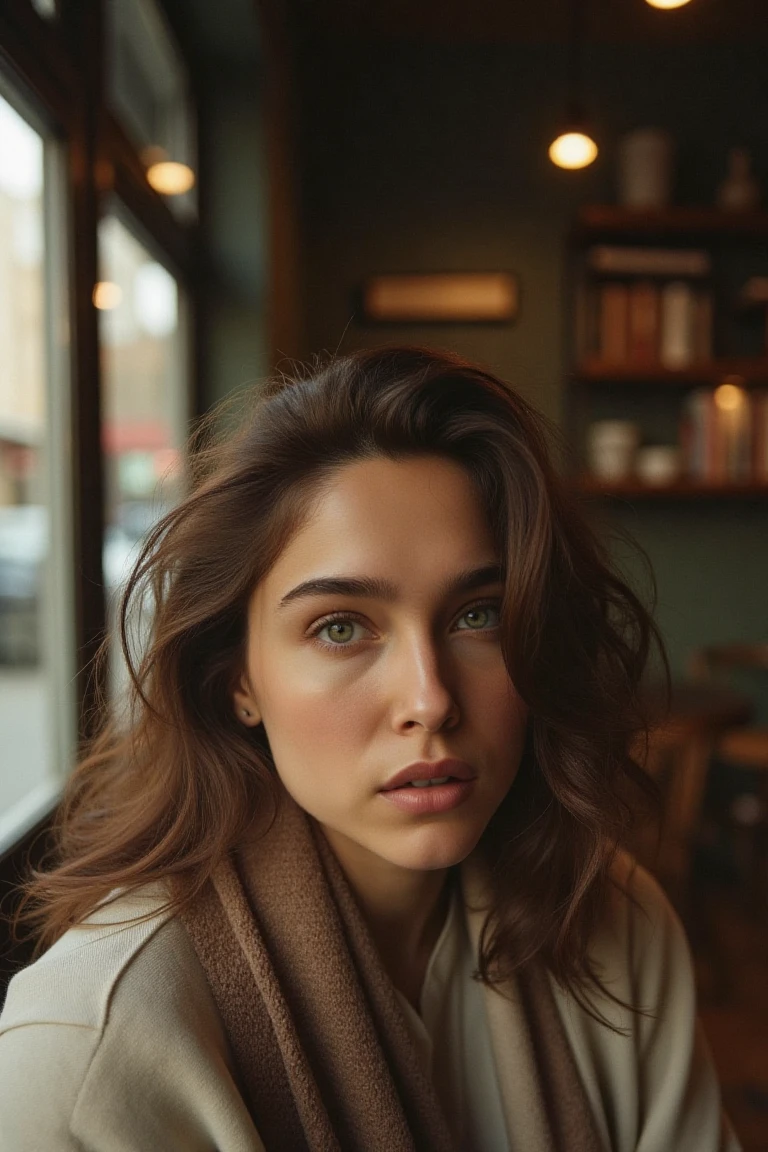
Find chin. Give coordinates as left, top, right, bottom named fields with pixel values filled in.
left=373, top=819, right=486, bottom=872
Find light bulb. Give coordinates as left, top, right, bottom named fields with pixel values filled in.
left=714, top=381, right=745, bottom=411
left=548, top=131, right=598, bottom=170
left=146, top=161, right=195, bottom=196
left=92, top=281, right=122, bottom=310
left=645, top=0, right=693, bottom=8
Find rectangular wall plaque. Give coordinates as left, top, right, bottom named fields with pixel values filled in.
left=361, top=272, right=519, bottom=323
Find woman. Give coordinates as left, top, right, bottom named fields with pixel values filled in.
left=0, top=345, right=740, bottom=1151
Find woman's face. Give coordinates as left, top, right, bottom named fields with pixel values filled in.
left=235, top=453, right=529, bottom=874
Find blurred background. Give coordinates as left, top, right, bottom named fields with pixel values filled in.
left=0, top=0, right=766, bottom=1145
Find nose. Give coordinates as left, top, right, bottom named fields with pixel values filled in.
left=390, top=630, right=460, bottom=732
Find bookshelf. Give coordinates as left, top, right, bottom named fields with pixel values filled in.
left=577, top=477, right=768, bottom=500
left=572, top=206, right=768, bottom=238
left=567, top=206, right=768, bottom=499
left=573, top=357, right=768, bottom=387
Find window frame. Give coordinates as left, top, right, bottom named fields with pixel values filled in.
left=0, top=0, right=202, bottom=862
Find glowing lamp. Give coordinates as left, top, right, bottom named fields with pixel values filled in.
left=93, top=281, right=122, bottom=310
left=549, top=130, right=598, bottom=170
left=645, top=0, right=692, bottom=9
left=146, top=161, right=195, bottom=196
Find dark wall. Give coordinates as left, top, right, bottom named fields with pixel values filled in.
left=203, top=68, right=270, bottom=406
left=296, top=33, right=768, bottom=706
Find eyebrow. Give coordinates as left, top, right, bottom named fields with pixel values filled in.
left=278, top=562, right=505, bottom=610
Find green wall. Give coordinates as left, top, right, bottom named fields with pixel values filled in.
left=296, top=36, right=768, bottom=710
left=204, top=71, right=270, bottom=407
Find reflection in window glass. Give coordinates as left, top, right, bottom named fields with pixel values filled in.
left=106, top=0, right=197, bottom=223
left=97, top=213, right=188, bottom=710
left=0, top=91, right=72, bottom=846
left=30, top=0, right=57, bottom=18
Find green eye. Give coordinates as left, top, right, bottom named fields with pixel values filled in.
left=323, top=621, right=356, bottom=644
left=457, top=602, right=501, bottom=630
left=309, top=599, right=501, bottom=654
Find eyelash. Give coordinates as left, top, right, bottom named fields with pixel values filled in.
left=307, top=599, right=502, bottom=654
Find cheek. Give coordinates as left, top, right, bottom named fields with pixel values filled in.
left=471, top=667, right=527, bottom=726
left=254, top=652, right=374, bottom=765
left=479, top=678, right=530, bottom=777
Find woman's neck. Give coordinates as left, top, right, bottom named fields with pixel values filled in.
left=316, top=822, right=454, bottom=1010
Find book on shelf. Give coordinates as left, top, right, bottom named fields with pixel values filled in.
left=659, top=282, right=713, bottom=366
left=753, top=391, right=768, bottom=479
left=587, top=246, right=711, bottom=277
left=739, top=276, right=768, bottom=305
left=592, top=280, right=713, bottom=367
left=627, top=281, right=659, bottom=363
left=692, top=292, right=713, bottom=362
left=680, top=387, right=768, bottom=482
left=597, top=283, right=628, bottom=362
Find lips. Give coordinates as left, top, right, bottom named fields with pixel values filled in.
left=380, top=758, right=476, bottom=791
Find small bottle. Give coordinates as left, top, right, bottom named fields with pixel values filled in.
left=716, top=147, right=761, bottom=212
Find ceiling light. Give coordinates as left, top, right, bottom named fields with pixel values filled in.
left=549, top=131, right=598, bottom=170
left=92, top=281, right=122, bottom=310
left=146, top=161, right=195, bottom=196
left=549, top=0, right=598, bottom=170
left=645, top=0, right=693, bottom=9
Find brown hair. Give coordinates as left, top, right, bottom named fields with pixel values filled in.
left=13, top=345, right=665, bottom=1011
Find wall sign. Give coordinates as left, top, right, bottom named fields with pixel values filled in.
left=360, top=272, right=519, bottom=324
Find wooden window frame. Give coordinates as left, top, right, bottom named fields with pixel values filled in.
left=0, top=0, right=204, bottom=867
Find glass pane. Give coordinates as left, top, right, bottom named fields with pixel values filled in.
left=106, top=0, right=197, bottom=223
left=0, top=90, right=73, bottom=847
left=97, top=212, right=188, bottom=713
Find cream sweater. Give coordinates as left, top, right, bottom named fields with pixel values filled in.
left=0, top=857, right=742, bottom=1151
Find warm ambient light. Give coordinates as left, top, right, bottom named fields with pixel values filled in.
left=645, top=0, right=693, bottom=8
left=548, top=131, right=598, bottom=170
left=146, top=161, right=195, bottom=196
left=92, top=281, right=122, bottom=310
left=714, top=380, right=746, bottom=411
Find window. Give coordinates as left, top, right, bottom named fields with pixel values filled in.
left=0, top=87, right=75, bottom=851
left=106, top=0, right=197, bottom=223
left=0, top=0, right=199, bottom=860
left=97, top=210, right=189, bottom=708
left=30, top=0, right=57, bottom=19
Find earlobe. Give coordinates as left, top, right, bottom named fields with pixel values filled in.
left=233, top=680, right=261, bottom=725
left=235, top=701, right=262, bottom=725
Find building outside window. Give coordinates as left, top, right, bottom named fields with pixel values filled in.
left=0, top=86, right=75, bottom=851
left=97, top=210, right=189, bottom=709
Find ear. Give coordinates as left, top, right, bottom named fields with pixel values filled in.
left=233, top=674, right=262, bottom=726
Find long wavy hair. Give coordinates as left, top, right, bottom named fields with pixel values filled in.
left=13, top=345, right=666, bottom=1010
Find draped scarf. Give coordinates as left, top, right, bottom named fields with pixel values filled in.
left=177, top=785, right=603, bottom=1152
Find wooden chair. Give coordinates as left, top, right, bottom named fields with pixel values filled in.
left=688, top=643, right=768, bottom=917
left=630, top=680, right=754, bottom=916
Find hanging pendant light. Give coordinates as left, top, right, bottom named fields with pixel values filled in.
left=645, top=0, right=693, bottom=8
left=141, top=146, right=196, bottom=197
left=549, top=0, right=598, bottom=170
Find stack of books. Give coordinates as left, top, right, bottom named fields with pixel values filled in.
left=680, top=387, right=768, bottom=482
left=578, top=247, right=714, bottom=367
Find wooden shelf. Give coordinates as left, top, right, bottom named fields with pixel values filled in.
left=572, top=357, right=768, bottom=386
left=576, top=476, right=768, bottom=500
left=572, top=205, right=768, bottom=239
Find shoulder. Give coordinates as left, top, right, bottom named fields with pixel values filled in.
left=549, top=850, right=691, bottom=1059
left=597, top=848, right=689, bottom=990
left=550, top=851, right=741, bottom=1152
left=1, top=881, right=178, bottom=1036
left=0, top=883, right=261, bottom=1151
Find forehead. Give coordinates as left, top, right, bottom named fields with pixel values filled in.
left=261, top=454, right=497, bottom=596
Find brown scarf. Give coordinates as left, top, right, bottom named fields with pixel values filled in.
left=177, top=785, right=603, bottom=1152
